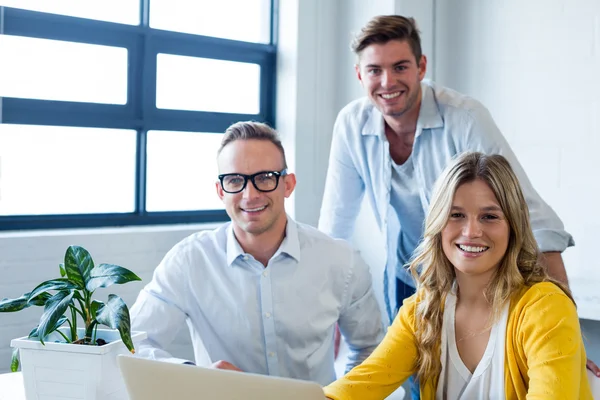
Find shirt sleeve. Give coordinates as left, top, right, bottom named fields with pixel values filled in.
left=318, top=110, right=365, bottom=241
left=518, top=286, right=588, bottom=399
left=130, top=246, right=194, bottom=365
left=462, top=105, right=574, bottom=252
left=338, top=250, right=385, bottom=372
left=326, top=295, right=419, bottom=400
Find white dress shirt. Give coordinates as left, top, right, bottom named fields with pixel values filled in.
left=130, top=215, right=384, bottom=386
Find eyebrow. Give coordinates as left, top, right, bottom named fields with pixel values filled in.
left=451, top=205, right=504, bottom=213
left=364, top=60, right=412, bottom=69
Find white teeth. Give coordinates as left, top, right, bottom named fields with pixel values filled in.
left=458, top=244, right=488, bottom=253
left=244, top=206, right=266, bottom=212
left=381, top=92, right=401, bottom=99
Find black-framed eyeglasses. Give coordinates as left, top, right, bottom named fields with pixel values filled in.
left=218, top=169, right=288, bottom=194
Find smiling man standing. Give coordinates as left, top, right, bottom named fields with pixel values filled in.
left=317, top=15, right=592, bottom=398
left=130, top=121, right=384, bottom=386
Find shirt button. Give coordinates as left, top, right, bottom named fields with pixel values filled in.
left=265, top=312, right=271, bottom=318
left=242, top=255, right=248, bottom=261
left=268, top=352, right=275, bottom=357
left=262, top=271, right=268, bottom=277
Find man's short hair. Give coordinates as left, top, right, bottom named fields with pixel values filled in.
left=351, top=15, right=422, bottom=64
left=218, top=121, right=288, bottom=169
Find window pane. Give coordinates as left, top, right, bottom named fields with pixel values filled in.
left=146, top=130, right=225, bottom=212
left=156, top=54, right=260, bottom=114
left=0, top=0, right=139, bottom=25
left=0, top=125, right=136, bottom=215
left=150, top=0, right=271, bottom=43
left=0, top=35, right=128, bottom=104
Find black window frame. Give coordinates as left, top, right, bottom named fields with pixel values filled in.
left=0, top=1, right=278, bottom=230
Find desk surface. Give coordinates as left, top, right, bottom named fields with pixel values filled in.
left=0, top=372, right=24, bottom=400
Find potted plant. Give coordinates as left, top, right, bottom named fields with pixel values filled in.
left=0, top=245, right=147, bottom=400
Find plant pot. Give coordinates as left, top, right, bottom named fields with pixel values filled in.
left=11, top=328, right=147, bottom=400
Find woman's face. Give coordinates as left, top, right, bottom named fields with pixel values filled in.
left=441, top=179, right=510, bottom=279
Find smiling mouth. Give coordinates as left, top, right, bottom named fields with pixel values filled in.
left=379, top=91, right=404, bottom=100
left=456, top=244, right=489, bottom=253
left=241, top=205, right=267, bottom=213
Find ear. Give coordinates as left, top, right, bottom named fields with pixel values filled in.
left=355, top=64, right=362, bottom=83
left=418, top=55, right=427, bottom=80
left=283, top=173, right=296, bottom=198
left=216, top=181, right=225, bottom=201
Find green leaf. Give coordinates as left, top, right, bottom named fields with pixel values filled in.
left=29, top=315, right=67, bottom=339
left=0, top=291, right=52, bottom=312
left=0, top=293, right=29, bottom=312
left=59, top=263, right=66, bottom=277
left=64, top=245, right=94, bottom=290
left=37, top=290, right=74, bottom=344
left=90, top=300, right=104, bottom=318
left=28, top=292, right=53, bottom=307
left=11, top=348, right=19, bottom=372
left=28, top=279, right=78, bottom=303
left=95, top=294, right=135, bottom=353
left=28, top=326, right=39, bottom=338
left=86, top=264, right=141, bottom=292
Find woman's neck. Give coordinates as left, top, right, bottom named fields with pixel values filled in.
left=455, top=270, right=495, bottom=309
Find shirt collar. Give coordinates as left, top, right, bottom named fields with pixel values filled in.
left=416, top=81, right=444, bottom=131
left=226, top=223, right=246, bottom=267
left=362, top=80, right=444, bottom=137
left=225, top=214, right=301, bottom=267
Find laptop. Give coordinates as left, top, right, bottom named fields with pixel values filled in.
left=117, top=355, right=327, bottom=400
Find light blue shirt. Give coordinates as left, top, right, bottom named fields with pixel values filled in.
left=318, top=80, right=574, bottom=322
left=130, top=216, right=384, bottom=386
left=390, top=156, right=425, bottom=271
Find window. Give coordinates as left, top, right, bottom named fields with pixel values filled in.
left=0, top=0, right=140, bottom=25
left=0, top=35, right=128, bottom=104
left=145, top=131, right=224, bottom=212
left=0, top=1, right=276, bottom=230
left=0, top=125, right=137, bottom=215
left=149, top=0, right=271, bottom=43
left=156, top=54, right=261, bottom=114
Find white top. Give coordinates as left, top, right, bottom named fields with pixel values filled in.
left=436, top=289, right=509, bottom=400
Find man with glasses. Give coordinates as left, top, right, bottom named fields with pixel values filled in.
left=129, top=121, right=384, bottom=386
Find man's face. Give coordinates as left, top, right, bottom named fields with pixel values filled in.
left=216, top=139, right=295, bottom=237
left=356, top=39, right=427, bottom=118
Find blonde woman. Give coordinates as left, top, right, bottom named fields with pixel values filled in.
left=324, top=152, right=592, bottom=399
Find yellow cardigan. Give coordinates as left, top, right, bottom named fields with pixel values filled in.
left=324, top=282, right=592, bottom=399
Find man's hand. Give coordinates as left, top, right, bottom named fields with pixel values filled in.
left=210, top=360, right=243, bottom=372
left=587, top=359, right=600, bottom=377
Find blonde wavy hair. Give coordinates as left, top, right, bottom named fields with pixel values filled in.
left=408, top=152, right=573, bottom=384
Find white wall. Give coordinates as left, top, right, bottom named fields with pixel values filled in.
left=276, top=0, right=338, bottom=227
